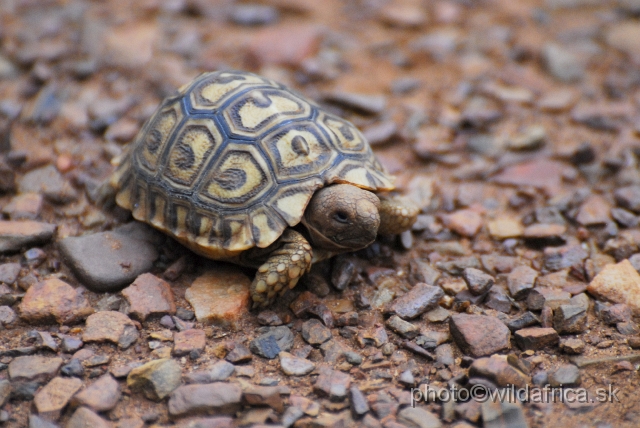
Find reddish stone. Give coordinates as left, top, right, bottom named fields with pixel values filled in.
left=449, top=314, right=510, bottom=357
left=469, top=356, right=530, bottom=388
left=576, top=194, right=611, bottom=226
left=173, top=329, right=206, bottom=357
left=3, top=193, right=43, bottom=220
left=168, top=383, right=242, bottom=417
left=185, top=267, right=251, bottom=329
left=379, top=4, right=427, bottom=28
left=0, top=220, right=57, bottom=253
left=243, top=385, right=284, bottom=412
left=441, top=209, right=482, bottom=237
left=34, top=377, right=83, bottom=420
left=72, top=374, right=121, bottom=412
left=314, top=366, right=351, bottom=401
left=103, top=22, right=158, bottom=68
left=247, top=24, right=322, bottom=67
left=523, top=223, right=566, bottom=239
left=492, top=159, right=566, bottom=195
left=122, top=273, right=176, bottom=321
left=67, top=407, right=111, bottom=428
left=82, top=311, right=139, bottom=348
left=588, top=260, right=640, bottom=315
left=8, top=356, right=63, bottom=382
left=19, top=278, right=93, bottom=325
left=514, top=327, right=559, bottom=350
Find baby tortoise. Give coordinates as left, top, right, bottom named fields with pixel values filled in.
left=110, top=70, right=418, bottom=307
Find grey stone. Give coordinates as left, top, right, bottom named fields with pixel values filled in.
left=570, top=292, right=590, bottom=311
left=67, top=407, right=110, bottom=428
left=168, top=383, right=242, bottom=417
left=8, top=356, right=63, bottom=382
left=601, top=304, right=632, bottom=324
left=387, top=283, right=444, bottom=319
left=435, top=344, right=455, bottom=366
left=279, top=352, right=315, bottom=376
left=60, top=359, right=84, bottom=377
left=250, top=326, right=294, bottom=359
left=282, top=406, right=305, bottom=427
left=230, top=4, right=279, bottom=26
left=469, top=356, right=530, bottom=389
left=424, top=306, right=451, bottom=322
left=507, top=311, right=540, bottom=331
left=553, top=304, right=588, bottom=334
left=484, top=289, right=512, bottom=313
left=344, top=351, right=363, bottom=365
left=397, top=407, right=442, bottom=428
left=225, top=342, right=252, bottom=363
left=398, top=370, right=415, bottom=387
left=526, top=287, right=571, bottom=310
left=532, top=371, right=549, bottom=386
left=349, top=386, right=369, bottom=416
left=543, top=244, right=587, bottom=271
left=482, top=399, right=528, bottom=428
left=507, top=265, right=538, bottom=300
left=617, top=321, right=639, bottom=335
left=549, top=364, right=581, bottom=387
left=61, top=336, right=83, bottom=354
left=543, top=43, right=584, bottom=82
left=0, top=221, right=56, bottom=253
left=462, top=268, right=495, bottom=296
left=409, top=259, right=441, bottom=285
left=207, top=360, right=235, bottom=381
left=127, top=359, right=182, bottom=401
left=385, top=315, right=419, bottom=339
left=301, top=319, right=332, bottom=345
left=0, top=380, right=9, bottom=407
left=314, top=366, right=351, bottom=401
left=615, top=185, right=640, bottom=213
left=72, top=374, right=120, bottom=412
left=59, top=223, right=160, bottom=291
left=18, top=165, right=77, bottom=203
left=28, top=415, right=59, bottom=428
left=323, top=92, right=386, bottom=115
left=0, top=262, right=20, bottom=284
left=0, top=306, right=16, bottom=325
left=611, top=208, right=638, bottom=228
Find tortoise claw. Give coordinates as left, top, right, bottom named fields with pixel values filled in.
left=250, top=229, right=312, bottom=307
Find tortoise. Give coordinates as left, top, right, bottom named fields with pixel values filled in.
left=110, top=70, right=418, bottom=307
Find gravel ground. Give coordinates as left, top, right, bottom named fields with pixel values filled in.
left=1, top=0, right=640, bottom=427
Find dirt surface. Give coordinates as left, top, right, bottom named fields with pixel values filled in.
left=1, top=0, right=640, bottom=427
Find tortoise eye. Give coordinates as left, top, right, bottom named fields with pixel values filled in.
left=333, top=211, right=349, bottom=223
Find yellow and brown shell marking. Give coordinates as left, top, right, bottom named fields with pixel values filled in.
left=112, top=70, right=395, bottom=259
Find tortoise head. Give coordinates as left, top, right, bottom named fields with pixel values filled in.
left=302, top=184, right=380, bottom=252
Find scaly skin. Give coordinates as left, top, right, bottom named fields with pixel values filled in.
left=250, top=229, right=313, bottom=308
left=378, top=194, right=420, bottom=235
left=246, top=186, right=418, bottom=307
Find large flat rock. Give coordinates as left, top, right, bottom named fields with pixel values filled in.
left=58, top=223, right=160, bottom=291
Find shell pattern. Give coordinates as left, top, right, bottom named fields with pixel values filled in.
left=112, top=70, right=394, bottom=254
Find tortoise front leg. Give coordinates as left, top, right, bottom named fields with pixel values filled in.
left=378, top=194, right=419, bottom=235
left=250, top=229, right=313, bottom=308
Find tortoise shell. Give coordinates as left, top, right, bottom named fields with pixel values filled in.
left=111, top=70, right=394, bottom=257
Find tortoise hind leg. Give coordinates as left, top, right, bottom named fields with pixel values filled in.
left=250, top=229, right=313, bottom=308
